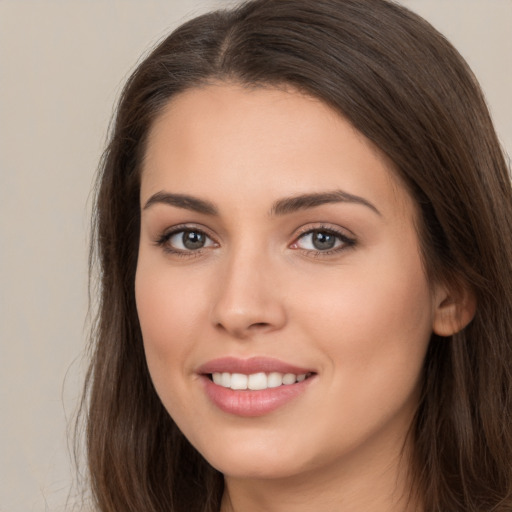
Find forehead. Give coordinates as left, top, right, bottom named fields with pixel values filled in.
left=141, top=83, right=414, bottom=219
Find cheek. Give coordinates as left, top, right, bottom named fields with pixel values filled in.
left=134, top=262, right=208, bottom=391
left=297, top=246, right=434, bottom=395
left=288, top=257, right=434, bottom=456
left=134, top=263, right=216, bottom=440
left=135, top=249, right=213, bottom=334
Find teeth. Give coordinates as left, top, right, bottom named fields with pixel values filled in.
left=267, top=372, right=284, bottom=388
left=211, top=371, right=309, bottom=390
left=230, top=373, right=248, bottom=390
left=282, top=373, right=297, bottom=385
left=221, top=372, right=231, bottom=387
left=248, top=372, right=267, bottom=390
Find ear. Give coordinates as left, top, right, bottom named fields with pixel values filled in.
left=432, top=281, right=476, bottom=337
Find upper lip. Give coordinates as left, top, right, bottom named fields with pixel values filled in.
left=197, top=356, right=314, bottom=375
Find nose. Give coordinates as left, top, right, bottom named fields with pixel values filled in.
left=210, top=246, right=287, bottom=339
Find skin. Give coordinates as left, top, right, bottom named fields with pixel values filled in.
left=135, top=83, right=465, bottom=512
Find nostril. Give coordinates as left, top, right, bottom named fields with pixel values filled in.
left=214, top=320, right=273, bottom=339
left=212, top=300, right=287, bottom=337
left=246, top=322, right=274, bottom=333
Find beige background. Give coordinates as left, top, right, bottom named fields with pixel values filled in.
left=0, top=1, right=510, bottom=511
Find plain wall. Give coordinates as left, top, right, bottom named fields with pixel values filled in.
left=0, top=1, right=510, bottom=511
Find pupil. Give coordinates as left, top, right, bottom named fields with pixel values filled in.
left=183, top=231, right=205, bottom=250
left=313, top=231, right=336, bottom=250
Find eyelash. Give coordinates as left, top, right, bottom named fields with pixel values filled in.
left=154, top=224, right=217, bottom=258
left=154, top=224, right=356, bottom=258
left=291, top=225, right=356, bottom=257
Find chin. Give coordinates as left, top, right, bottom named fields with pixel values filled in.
left=208, top=453, right=307, bottom=481
left=191, top=428, right=324, bottom=481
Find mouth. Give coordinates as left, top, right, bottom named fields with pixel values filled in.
left=197, top=357, right=317, bottom=416
left=206, top=371, right=315, bottom=390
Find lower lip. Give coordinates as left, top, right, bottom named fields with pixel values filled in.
left=200, top=375, right=314, bottom=417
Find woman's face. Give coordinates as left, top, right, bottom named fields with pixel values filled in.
left=136, top=84, right=444, bottom=482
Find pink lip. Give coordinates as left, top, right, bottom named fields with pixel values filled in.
left=197, top=357, right=316, bottom=417
left=197, top=356, right=313, bottom=375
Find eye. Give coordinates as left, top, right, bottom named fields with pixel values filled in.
left=291, top=227, right=355, bottom=253
left=157, top=228, right=217, bottom=254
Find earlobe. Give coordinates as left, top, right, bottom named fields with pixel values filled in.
left=432, top=283, right=477, bottom=337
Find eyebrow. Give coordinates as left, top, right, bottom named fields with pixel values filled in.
left=143, top=191, right=218, bottom=215
left=270, top=190, right=381, bottom=216
left=142, top=189, right=380, bottom=217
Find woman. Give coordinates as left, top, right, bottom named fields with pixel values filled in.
left=82, top=0, right=512, bottom=510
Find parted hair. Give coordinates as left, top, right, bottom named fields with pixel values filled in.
left=81, top=0, right=512, bottom=510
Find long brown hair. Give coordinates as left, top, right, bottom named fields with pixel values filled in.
left=82, top=0, right=512, bottom=510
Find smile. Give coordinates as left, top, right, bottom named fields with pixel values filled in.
left=210, top=371, right=311, bottom=390
left=197, top=357, right=316, bottom=417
